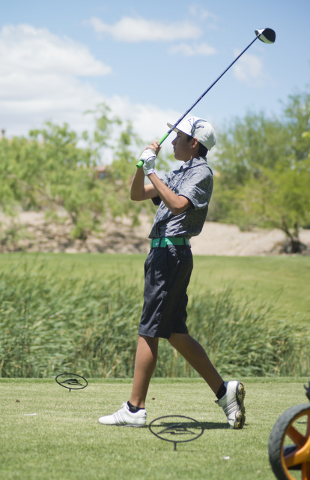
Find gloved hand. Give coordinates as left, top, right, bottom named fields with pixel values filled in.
left=139, top=148, right=156, bottom=176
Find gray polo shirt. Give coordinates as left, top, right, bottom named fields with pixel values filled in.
left=149, top=157, right=213, bottom=239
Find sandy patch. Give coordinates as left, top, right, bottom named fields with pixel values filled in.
left=191, top=222, right=310, bottom=256
left=0, top=211, right=309, bottom=255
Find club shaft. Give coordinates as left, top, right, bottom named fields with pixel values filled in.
left=137, top=33, right=261, bottom=168
left=171, top=36, right=259, bottom=131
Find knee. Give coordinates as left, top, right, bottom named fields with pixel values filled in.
left=168, top=333, right=177, bottom=347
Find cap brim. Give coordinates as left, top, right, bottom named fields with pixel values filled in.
left=167, top=122, right=180, bottom=133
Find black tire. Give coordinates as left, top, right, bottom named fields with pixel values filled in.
left=268, top=403, right=310, bottom=480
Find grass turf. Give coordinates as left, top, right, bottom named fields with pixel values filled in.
left=1, top=253, right=309, bottom=324
left=1, top=377, right=309, bottom=480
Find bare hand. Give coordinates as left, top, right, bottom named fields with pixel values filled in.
left=146, top=141, right=161, bottom=156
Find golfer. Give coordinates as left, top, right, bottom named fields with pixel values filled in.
left=99, top=117, right=245, bottom=429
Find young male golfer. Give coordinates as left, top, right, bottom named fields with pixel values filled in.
left=99, top=117, right=246, bottom=429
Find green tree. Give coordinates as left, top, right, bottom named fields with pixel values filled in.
left=0, top=122, right=103, bottom=241
left=211, top=89, right=310, bottom=253
left=0, top=103, right=171, bottom=245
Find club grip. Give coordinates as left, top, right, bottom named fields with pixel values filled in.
left=136, top=132, right=170, bottom=168
left=159, top=132, right=169, bottom=145
left=136, top=159, right=144, bottom=168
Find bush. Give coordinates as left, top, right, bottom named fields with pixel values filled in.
left=157, top=287, right=309, bottom=377
left=0, top=266, right=309, bottom=378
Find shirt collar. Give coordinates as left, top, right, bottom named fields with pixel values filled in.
left=180, top=156, right=208, bottom=171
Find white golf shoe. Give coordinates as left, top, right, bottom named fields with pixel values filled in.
left=98, top=402, right=147, bottom=427
left=216, top=381, right=246, bottom=429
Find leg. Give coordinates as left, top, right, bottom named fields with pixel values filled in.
left=168, top=333, right=223, bottom=394
left=169, top=333, right=246, bottom=429
left=129, top=335, right=159, bottom=408
left=98, top=334, right=157, bottom=426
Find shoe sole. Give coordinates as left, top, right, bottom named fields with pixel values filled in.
left=98, top=420, right=146, bottom=427
left=234, top=382, right=246, bottom=429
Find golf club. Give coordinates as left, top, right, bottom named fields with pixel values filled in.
left=136, top=28, right=276, bottom=168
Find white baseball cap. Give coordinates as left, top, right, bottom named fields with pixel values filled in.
left=167, top=116, right=216, bottom=150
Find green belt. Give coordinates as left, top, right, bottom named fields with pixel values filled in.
left=150, top=237, right=190, bottom=248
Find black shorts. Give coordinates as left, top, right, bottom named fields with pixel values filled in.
left=138, top=245, right=193, bottom=339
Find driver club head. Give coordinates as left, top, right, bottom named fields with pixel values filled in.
left=255, top=28, right=276, bottom=44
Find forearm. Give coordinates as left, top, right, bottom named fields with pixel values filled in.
left=148, top=173, right=190, bottom=215
left=130, top=166, right=145, bottom=201
left=131, top=168, right=157, bottom=201
left=131, top=141, right=161, bottom=201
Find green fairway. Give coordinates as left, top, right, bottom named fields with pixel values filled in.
left=1, top=253, right=309, bottom=323
left=191, top=255, right=310, bottom=324
left=1, top=378, right=309, bottom=480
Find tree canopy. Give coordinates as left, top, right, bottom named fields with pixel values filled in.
left=1, top=89, right=309, bottom=253
left=210, top=89, right=310, bottom=252
left=0, top=104, right=166, bottom=243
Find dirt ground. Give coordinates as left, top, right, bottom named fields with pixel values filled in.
left=1, top=211, right=310, bottom=255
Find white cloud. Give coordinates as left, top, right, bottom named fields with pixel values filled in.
left=169, top=42, right=216, bottom=56
left=233, top=50, right=264, bottom=85
left=0, top=24, right=180, bottom=153
left=107, top=95, right=180, bottom=145
left=0, top=25, right=110, bottom=136
left=86, top=16, right=201, bottom=42
left=0, top=24, right=111, bottom=76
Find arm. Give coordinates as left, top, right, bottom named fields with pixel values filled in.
left=131, top=140, right=191, bottom=214
left=130, top=166, right=158, bottom=201
left=130, top=141, right=161, bottom=202
left=147, top=173, right=191, bottom=215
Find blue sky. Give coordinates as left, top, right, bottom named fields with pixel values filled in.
left=1, top=0, right=309, bottom=155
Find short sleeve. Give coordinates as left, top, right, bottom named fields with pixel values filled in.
left=178, top=167, right=213, bottom=209
left=152, top=196, right=161, bottom=206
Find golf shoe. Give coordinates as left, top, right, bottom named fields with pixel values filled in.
left=98, top=402, right=146, bottom=427
left=216, top=381, right=246, bottom=429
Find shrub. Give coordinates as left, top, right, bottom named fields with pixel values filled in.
left=0, top=266, right=309, bottom=378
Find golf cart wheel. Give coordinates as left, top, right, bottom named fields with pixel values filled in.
left=268, top=404, right=310, bottom=480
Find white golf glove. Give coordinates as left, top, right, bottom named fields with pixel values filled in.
left=139, top=148, right=156, bottom=176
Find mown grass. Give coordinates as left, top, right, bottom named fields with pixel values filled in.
left=1, top=377, right=309, bottom=480
left=191, top=255, right=310, bottom=324
left=0, top=257, right=309, bottom=378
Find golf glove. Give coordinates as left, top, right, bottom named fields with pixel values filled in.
left=140, top=149, right=156, bottom=176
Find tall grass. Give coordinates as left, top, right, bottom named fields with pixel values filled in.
left=157, top=288, right=309, bottom=377
left=0, top=263, right=309, bottom=378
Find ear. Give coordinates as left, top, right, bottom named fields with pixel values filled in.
left=191, top=137, right=200, bottom=153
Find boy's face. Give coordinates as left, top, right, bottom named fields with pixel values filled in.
left=171, top=130, right=197, bottom=162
